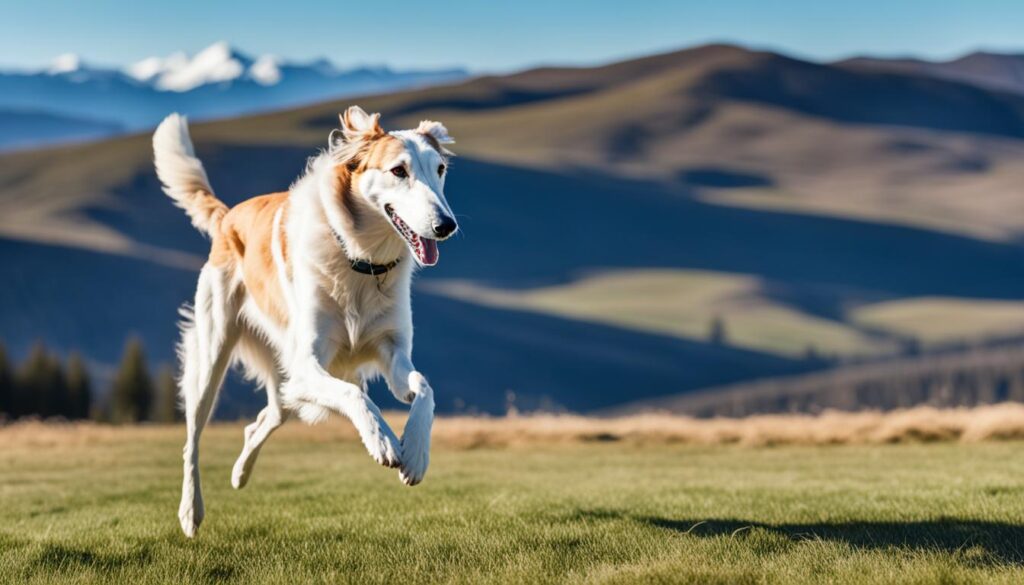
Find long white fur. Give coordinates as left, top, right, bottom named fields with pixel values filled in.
left=153, top=107, right=455, bottom=538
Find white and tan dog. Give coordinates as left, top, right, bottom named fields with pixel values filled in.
left=153, top=106, right=458, bottom=537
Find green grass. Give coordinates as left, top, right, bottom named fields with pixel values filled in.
left=3, top=424, right=1024, bottom=584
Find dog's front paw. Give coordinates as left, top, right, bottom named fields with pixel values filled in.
left=361, top=415, right=402, bottom=469
left=399, top=436, right=428, bottom=486
left=399, top=388, right=434, bottom=486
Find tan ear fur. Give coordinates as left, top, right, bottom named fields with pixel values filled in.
left=416, top=120, right=454, bottom=144
left=339, top=105, right=385, bottom=143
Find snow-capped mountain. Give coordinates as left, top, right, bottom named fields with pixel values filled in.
left=125, top=42, right=260, bottom=91
left=48, top=53, right=84, bottom=75
left=0, top=42, right=468, bottom=150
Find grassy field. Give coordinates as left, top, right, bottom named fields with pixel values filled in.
left=3, top=419, right=1024, bottom=584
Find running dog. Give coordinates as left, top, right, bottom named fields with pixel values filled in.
left=152, top=106, right=458, bottom=537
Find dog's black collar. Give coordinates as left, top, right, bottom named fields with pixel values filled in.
left=330, top=225, right=401, bottom=276
left=349, top=257, right=401, bottom=275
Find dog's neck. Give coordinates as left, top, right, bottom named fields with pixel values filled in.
left=314, top=159, right=408, bottom=269
left=329, top=197, right=407, bottom=268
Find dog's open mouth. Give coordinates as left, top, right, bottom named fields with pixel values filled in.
left=385, top=204, right=439, bottom=266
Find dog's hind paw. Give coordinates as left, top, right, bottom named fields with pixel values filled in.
left=178, top=497, right=203, bottom=538
left=231, top=456, right=252, bottom=490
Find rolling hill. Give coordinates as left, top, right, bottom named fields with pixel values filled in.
left=2, top=43, right=1024, bottom=416
left=839, top=51, right=1024, bottom=97
left=0, top=109, right=122, bottom=151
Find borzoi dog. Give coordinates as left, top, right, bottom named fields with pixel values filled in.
left=152, top=106, right=457, bottom=537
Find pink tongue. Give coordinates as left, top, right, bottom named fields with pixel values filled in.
left=418, top=238, right=439, bottom=266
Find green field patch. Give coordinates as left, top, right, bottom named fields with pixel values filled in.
left=425, top=269, right=893, bottom=358
left=853, top=297, right=1024, bottom=345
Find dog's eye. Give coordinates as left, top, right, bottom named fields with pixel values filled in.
left=437, top=164, right=446, bottom=176
left=390, top=166, right=408, bottom=179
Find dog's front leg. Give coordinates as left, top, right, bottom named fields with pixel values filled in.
left=400, top=372, right=434, bottom=486
left=384, top=350, right=435, bottom=486
left=281, top=293, right=402, bottom=467
left=282, top=357, right=402, bottom=469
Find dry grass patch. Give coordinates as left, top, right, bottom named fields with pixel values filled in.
left=426, top=403, right=1024, bottom=448
left=6, top=403, right=1024, bottom=450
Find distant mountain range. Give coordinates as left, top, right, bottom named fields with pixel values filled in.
left=0, top=41, right=468, bottom=150
left=3, top=43, right=1024, bottom=416
left=838, top=51, right=1024, bottom=96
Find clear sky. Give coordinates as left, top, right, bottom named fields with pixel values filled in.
left=2, top=0, right=1022, bottom=72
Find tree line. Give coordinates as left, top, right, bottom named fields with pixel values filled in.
left=658, top=345, right=1024, bottom=417
left=0, top=337, right=181, bottom=424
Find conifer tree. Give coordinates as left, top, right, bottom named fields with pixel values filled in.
left=709, top=315, right=728, bottom=346
left=0, top=344, right=13, bottom=419
left=65, top=352, right=92, bottom=420
left=152, top=364, right=182, bottom=423
left=42, top=352, right=68, bottom=419
left=17, top=343, right=66, bottom=418
left=110, top=338, right=153, bottom=424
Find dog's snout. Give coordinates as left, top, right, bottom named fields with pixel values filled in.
left=432, top=216, right=458, bottom=239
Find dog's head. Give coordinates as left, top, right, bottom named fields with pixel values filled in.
left=328, top=106, right=457, bottom=267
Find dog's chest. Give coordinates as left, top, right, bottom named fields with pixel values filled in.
left=316, top=272, right=399, bottom=364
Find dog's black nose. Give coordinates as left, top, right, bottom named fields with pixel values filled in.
left=432, top=216, right=457, bottom=239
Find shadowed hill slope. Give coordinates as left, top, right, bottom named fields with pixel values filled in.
left=0, top=109, right=122, bottom=151
left=840, top=51, right=1024, bottom=97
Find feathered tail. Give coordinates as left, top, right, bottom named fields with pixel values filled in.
left=152, top=113, right=227, bottom=236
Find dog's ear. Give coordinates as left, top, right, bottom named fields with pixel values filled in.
left=328, top=128, right=345, bottom=151
left=339, top=106, right=384, bottom=143
left=417, top=120, right=454, bottom=145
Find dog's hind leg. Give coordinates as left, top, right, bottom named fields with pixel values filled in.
left=229, top=372, right=284, bottom=491
left=230, top=333, right=287, bottom=489
left=179, top=264, right=240, bottom=538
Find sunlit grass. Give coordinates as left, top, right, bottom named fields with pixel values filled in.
left=428, top=271, right=1024, bottom=360
left=3, top=420, right=1024, bottom=583
left=853, top=296, right=1024, bottom=345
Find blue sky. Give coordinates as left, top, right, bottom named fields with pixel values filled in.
left=2, top=0, right=1023, bottom=71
